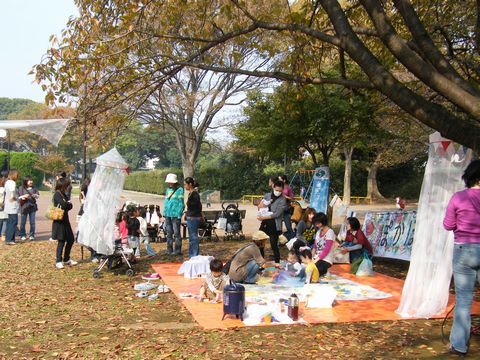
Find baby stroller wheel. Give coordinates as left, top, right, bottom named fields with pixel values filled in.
left=93, top=270, right=100, bottom=279
left=126, top=269, right=134, bottom=276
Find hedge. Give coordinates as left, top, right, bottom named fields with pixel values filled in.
left=124, top=168, right=182, bottom=195
left=0, top=151, right=43, bottom=185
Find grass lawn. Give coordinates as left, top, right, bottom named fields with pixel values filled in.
left=0, top=239, right=478, bottom=359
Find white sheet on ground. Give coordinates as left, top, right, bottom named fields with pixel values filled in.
left=178, top=256, right=214, bottom=278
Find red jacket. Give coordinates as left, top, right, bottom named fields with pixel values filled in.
left=345, top=229, right=373, bottom=255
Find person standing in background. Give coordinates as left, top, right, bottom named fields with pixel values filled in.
left=163, top=173, right=184, bottom=256
left=60, top=172, right=72, bottom=201
left=443, top=160, right=480, bottom=356
left=0, top=175, right=8, bottom=243
left=53, top=177, right=77, bottom=269
left=4, top=170, right=19, bottom=245
left=18, top=176, right=40, bottom=241
left=279, top=175, right=295, bottom=239
left=184, top=177, right=202, bottom=258
left=257, top=179, right=287, bottom=264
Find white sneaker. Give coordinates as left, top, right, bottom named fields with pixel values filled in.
left=134, top=282, right=157, bottom=291
left=91, top=258, right=99, bottom=263
left=49, top=238, right=56, bottom=242
left=65, top=260, right=78, bottom=266
left=55, top=262, right=64, bottom=269
left=20, top=236, right=27, bottom=241
left=29, top=236, right=34, bottom=241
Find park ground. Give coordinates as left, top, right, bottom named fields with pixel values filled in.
left=0, top=191, right=478, bottom=359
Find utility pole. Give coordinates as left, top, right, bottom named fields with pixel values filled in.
left=7, top=130, right=10, bottom=172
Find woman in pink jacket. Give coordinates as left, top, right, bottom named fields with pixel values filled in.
left=443, top=159, right=480, bottom=356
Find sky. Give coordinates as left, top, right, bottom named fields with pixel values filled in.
left=0, top=0, right=78, bottom=102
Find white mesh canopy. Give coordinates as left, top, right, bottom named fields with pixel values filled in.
left=77, top=148, right=129, bottom=255
left=0, top=119, right=70, bottom=146
left=396, top=132, right=472, bottom=318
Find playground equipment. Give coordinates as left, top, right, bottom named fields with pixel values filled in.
left=289, top=169, right=316, bottom=200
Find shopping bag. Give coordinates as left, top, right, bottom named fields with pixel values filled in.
left=350, top=256, right=363, bottom=274
left=285, top=237, right=297, bottom=250
left=333, top=248, right=350, bottom=264
left=356, top=255, right=374, bottom=276
left=217, top=216, right=227, bottom=230
left=46, top=204, right=64, bottom=221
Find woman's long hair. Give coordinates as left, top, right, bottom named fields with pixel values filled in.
left=22, top=176, right=32, bottom=189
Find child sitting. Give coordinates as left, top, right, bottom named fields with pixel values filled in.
left=200, top=259, right=229, bottom=303
left=285, top=250, right=303, bottom=276
left=300, top=248, right=319, bottom=284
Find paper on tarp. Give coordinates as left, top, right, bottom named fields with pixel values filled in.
left=302, top=284, right=337, bottom=308
left=0, top=119, right=70, bottom=146
left=77, top=148, right=129, bottom=255
left=242, top=304, right=306, bottom=326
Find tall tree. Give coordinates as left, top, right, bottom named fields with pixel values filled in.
left=34, top=0, right=480, bottom=149
left=137, top=65, right=261, bottom=177
left=236, top=84, right=373, bottom=167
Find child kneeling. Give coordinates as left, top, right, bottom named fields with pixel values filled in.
left=200, top=259, right=229, bottom=303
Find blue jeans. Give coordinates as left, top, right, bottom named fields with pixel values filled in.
left=451, top=243, right=480, bottom=353
left=243, top=259, right=260, bottom=284
left=20, top=211, right=36, bottom=238
left=0, top=218, right=7, bottom=236
left=186, top=217, right=200, bottom=258
left=140, top=236, right=157, bottom=256
left=6, top=214, right=18, bottom=243
left=165, top=217, right=182, bottom=254
left=283, top=210, right=294, bottom=239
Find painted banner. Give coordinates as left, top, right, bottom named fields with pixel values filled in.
left=362, top=211, right=416, bottom=261
left=309, top=166, right=330, bottom=214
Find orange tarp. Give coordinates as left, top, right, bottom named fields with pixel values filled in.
left=151, top=263, right=480, bottom=329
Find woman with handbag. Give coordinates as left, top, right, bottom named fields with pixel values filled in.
left=18, top=176, right=39, bottom=241
left=52, top=177, right=77, bottom=269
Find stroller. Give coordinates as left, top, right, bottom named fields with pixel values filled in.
left=220, top=202, right=245, bottom=241
left=198, top=218, right=219, bottom=242
left=93, top=242, right=134, bottom=278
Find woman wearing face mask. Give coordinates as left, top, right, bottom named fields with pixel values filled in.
left=257, top=179, right=287, bottom=264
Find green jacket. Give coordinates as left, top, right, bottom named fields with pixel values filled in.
left=164, top=186, right=185, bottom=218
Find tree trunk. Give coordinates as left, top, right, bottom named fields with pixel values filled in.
left=182, top=159, right=195, bottom=179
left=320, top=0, right=480, bottom=149
left=366, top=164, right=384, bottom=201
left=175, top=127, right=200, bottom=179
left=343, top=146, right=353, bottom=205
